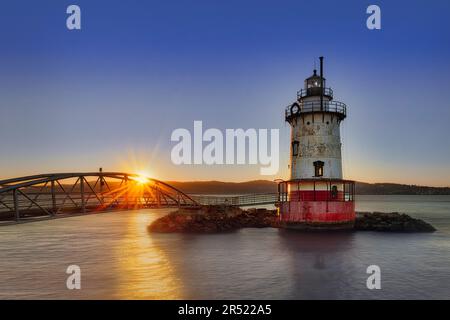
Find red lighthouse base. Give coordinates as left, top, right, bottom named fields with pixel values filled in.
left=277, top=179, right=355, bottom=230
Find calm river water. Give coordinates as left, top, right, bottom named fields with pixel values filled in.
left=0, top=195, right=449, bottom=299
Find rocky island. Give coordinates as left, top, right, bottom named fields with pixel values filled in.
left=148, top=205, right=436, bottom=233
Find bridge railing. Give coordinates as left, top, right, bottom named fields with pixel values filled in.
left=190, top=193, right=278, bottom=207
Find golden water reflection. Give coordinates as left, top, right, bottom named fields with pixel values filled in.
left=113, top=210, right=184, bottom=299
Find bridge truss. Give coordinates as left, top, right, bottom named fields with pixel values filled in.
left=0, top=172, right=200, bottom=222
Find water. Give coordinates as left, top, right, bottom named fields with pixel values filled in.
left=0, top=195, right=449, bottom=299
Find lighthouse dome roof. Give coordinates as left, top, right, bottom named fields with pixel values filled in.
left=306, top=69, right=325, bottom=81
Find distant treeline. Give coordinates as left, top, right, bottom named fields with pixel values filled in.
left=355, top=182, right=450, bottom=195
left=167, top=180, right=450, bottom=195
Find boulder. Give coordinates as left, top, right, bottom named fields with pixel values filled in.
left=355, top=211, right=436, bottom=232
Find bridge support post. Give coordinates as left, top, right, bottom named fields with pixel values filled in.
left=156, top=186, right=161, bottom=208
left=125, top=176, right=129, bottom=210
left=80, top=176, right=85, bottom=213
left=51, top=180, right=56, bottom=216
left=13, top=189, right=20, bottom=221
left=99, top=168, right=104, bottom=205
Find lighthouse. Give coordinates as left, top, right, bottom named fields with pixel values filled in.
left=277, top=57, right=355, bottom=229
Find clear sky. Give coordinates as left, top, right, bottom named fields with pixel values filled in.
left=1, top=0, right=450, bottom=186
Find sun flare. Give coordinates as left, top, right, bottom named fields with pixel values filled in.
left=131, top=174, right=150, bottom=185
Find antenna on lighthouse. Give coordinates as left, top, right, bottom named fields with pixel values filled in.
left=319, top=56, right=324, bottom=111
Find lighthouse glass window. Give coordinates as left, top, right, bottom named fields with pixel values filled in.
left=306, top=77, right=325, bottom=89
left=313, top=161, right=324, bottom=177
left=307, top=78, right=321, bottom=88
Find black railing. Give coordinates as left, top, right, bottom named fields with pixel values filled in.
left=285, top=100, right=347, bottom=121
left=297, top=87, right=333, bottom=100
left=277, top=179, right=355, bottom=203
left=190, top=193, right=278, bottom=207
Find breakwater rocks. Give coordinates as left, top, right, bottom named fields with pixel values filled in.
left=148, top=206, right=278, bottom=233
left=355, top=211, right=436, bottom=232
left=148, top=206, right=436, bottom=233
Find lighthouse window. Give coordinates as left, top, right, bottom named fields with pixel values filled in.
left=331, top=185, right=338, bottom=199
left=313, top=161, right=324, bottom=177
left=292, top=141, right=299, bottom=156
left=307, top=78, right=321, bottom=88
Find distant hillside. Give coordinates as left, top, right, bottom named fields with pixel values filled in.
left=355, top=182, right=450, bottom=195
left=168, top=180, right=450, bottom=195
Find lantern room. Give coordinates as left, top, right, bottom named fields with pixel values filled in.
left=305, top=70, right=325, bottom=96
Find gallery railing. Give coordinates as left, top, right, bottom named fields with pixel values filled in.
left=297, top=87, right=333, bottom=100
left=285, top=100, right=347, bottom=121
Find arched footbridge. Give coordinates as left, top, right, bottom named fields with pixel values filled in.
left=0, top=172, right=278, bottom=223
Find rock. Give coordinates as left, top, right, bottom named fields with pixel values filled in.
left=355, top=211, right=436, bottom=232
left=148, top=205, right=278, bottom=233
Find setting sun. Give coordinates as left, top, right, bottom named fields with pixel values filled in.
left=131, top=174, right=150, bottom=185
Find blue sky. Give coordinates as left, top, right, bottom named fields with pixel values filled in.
left=1, top=0, right=450, bottom=185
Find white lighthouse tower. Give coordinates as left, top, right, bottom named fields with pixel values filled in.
left=278, top=57, right=355, bottom=229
